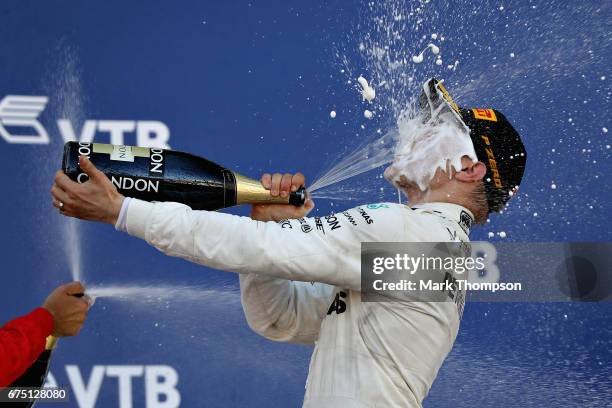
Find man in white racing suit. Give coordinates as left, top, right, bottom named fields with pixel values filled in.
left=243, top=193, right=473, bottom=407
left=51, top=79, right=527, bottom=407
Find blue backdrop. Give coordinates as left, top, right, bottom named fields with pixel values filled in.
left=1, top=1, right=610, bottom=407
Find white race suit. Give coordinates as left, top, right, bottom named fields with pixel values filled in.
left=117, top=199, right=473, bottom=407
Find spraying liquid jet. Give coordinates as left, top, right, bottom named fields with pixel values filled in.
left=83, top=284, right=240, bottom=309
left=309, top=128, right=398, bottom=193
left=309, top=78, right=477, bottom=201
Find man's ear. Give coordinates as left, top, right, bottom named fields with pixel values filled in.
left=455, top=161, right=487, bottom=183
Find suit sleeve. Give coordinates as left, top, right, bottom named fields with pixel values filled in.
left=239, top=274, right=335, bottom=344
left=123, top=199, right=404, bottom=291
left=0, top=308, right=54, bottom=387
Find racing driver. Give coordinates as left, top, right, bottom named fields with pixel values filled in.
left=50, top=78, right=527, bottom=407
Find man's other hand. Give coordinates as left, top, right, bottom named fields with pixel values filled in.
left=51, top=156, right=124, bottom=225
left=251, top=173, right=314, bottom=222
left=42, top=282, right=89, bottom=337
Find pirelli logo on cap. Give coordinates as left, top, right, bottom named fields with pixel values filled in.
left=480, top=135, right=502, bottom=188
left=472, top=108, right=497, bottom=122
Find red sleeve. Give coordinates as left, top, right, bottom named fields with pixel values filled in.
left=0, top=308, right=54, bottom=387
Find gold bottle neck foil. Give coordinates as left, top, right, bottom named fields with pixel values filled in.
left=45, top=336, right=58, bottom=350
left=234, top=173, right=293, bottom=205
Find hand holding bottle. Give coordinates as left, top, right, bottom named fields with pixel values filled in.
left=51, top=155, right=124, bottom=225
left=250, top=173, right=314, bottom=222
left=42, top=282, right=90, bottom=337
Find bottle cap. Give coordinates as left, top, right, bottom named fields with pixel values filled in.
left=289, top=187, right=307, bottom=206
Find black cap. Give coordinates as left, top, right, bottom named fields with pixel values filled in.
left=289, top=187, right=307, bottom=206
left=419, top=78, right=527, bottom=213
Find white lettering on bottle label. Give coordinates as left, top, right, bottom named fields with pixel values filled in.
left=110, top=145, right=135, bottom=162
left=111, top=176, right=159, bottom=193
left=149, top=148, right=165, bottom=175
left=77, top=173, right=90, bottom=183
left=76, top=142, right=93, bottom=183
left=78, top=142, right=92, bottom=158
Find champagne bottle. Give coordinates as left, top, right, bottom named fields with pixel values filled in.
left=6, top=294, right=85, bottom=407
left=62, top=142, right=306, bottom=210
left=6, top=337, right=57, bottom=407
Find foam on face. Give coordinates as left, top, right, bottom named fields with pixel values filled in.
left=384, top=105, right=478, bottom=192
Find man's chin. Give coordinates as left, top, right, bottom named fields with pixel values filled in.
left=383, top=173, right=424, bottom=202
left=384, top=172, right=417, bottom=191
left=382, top=165, right=395, bottom=182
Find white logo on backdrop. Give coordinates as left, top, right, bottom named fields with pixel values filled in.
left=0, top=95, right=171, bottom=148
left=0, top=95, right=50, bottom=144
left=44, top=365, right=181, bottom=408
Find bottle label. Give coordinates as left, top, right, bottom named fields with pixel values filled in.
left=91, top=143, right=151, bottom=162
left=110, top=145, right=135, bottom=162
